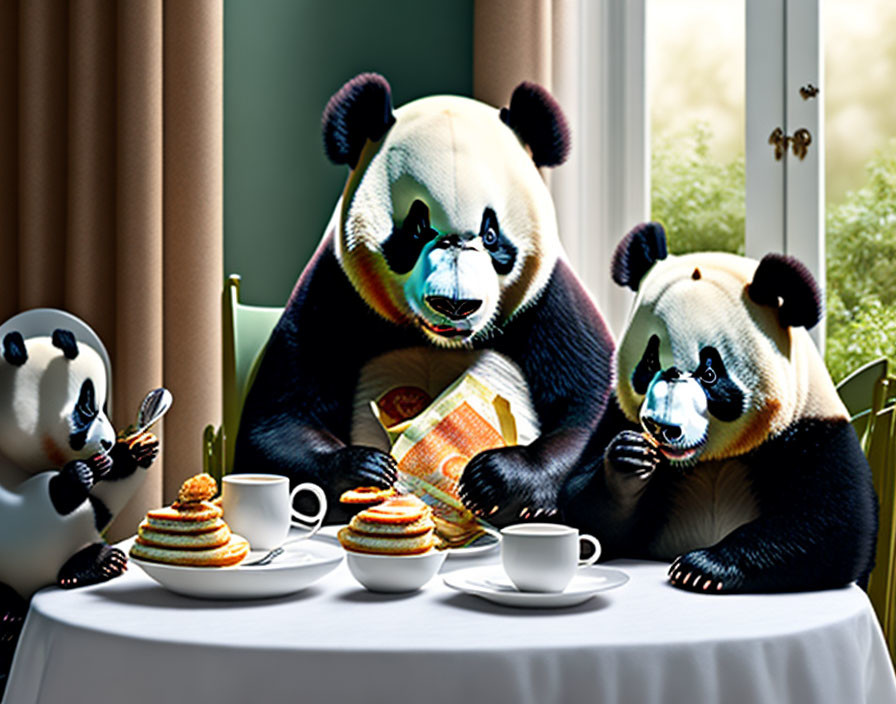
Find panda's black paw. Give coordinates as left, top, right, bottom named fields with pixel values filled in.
left=330, top=445, right=398, bottom=493
left=57, top=543, right=128, bottom=589
left=128, top=432, right=160, bottom=469
left=604, top=430, right=660, bottom=491
left=459, top=446, right=550, bottom=525
left=667, top=548, right=745, bottom=594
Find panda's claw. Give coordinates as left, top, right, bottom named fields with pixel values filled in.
left=57, top=544, right=127, bottom=589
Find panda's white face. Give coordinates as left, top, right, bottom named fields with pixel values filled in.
left=0, top=335, right=116, bottom=473
left=403, top=230, right=501, bottom=345
left=336, top=95, right=562, bottom=346
left=617, top=253, right=796, bottom=462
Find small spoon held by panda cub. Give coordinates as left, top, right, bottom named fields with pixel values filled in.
left=129, top=387, right=173, bottom=438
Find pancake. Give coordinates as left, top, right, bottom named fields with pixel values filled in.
left=338, top=495, right=437, bottom=555
left=339, top=486, right=397, bottom=505
left=146, top=501, right=222, bottom=524
left=129, top=474, right=248, bottom=567
left=348, top=513, right=433, bottom=536
left=337, top=527, right=435, bottom=555
left=143, top=515, right=226, bottom=534
left=136, top=522, right=231, bottom=549
left=358, top=495, right=430, bottom=525
left=130, top=534, right=249, bottom=567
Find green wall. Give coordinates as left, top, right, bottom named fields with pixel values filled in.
left=224, top=0, right=474, bottom=306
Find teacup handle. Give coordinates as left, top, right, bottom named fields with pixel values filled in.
left=289, top=482, right=328, bottom=539
left=578, top=534, right=601, bottom=567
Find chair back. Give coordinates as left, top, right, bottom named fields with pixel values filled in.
left=837, top=358, right=890, bottom=455
left=867, top=402, right=896, bottom=662
left=203, top=275, right=283, bottom=479
left=836, top=359, right=896, bottom=661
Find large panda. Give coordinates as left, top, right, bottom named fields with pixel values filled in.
left=235, top=74, right=614, bottom=525
left=561, top=222, right=878, bottom=593
left=0, top=328, right=159, bottom=685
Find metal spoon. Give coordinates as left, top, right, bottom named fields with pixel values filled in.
left=133, top=387, right=173, bottom=436
left=243, top=537, right=310, bottom=567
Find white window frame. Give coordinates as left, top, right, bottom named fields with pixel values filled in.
left=747, top=0, right=824, bottom=345
left=555, top=0, right=823, bottom=344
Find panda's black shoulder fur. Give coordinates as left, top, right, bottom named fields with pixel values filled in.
left=486, top=260, right=613, bottom=429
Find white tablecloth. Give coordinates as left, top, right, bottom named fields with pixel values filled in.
left=4, top=539, right=896, bottom=704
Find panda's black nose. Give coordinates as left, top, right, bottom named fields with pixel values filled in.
left=101, top=439, right=113, bottom=451
left=643, top=418, right=683, bottom=444
left=425, top=296, right=482, bottom=320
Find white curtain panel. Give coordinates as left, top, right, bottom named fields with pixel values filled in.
left=473, top=0, right=647, bottom=338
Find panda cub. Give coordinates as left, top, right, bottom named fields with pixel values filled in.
left=561, top=223, right=878, bottom=594
left=0, top=329, right=158, bottom=684
left=235, top=74, right=614, bottom=525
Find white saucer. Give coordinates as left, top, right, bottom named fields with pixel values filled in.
left=131, top=537, right=343, bottom=600
left=442, top=565, right=629, bottom=608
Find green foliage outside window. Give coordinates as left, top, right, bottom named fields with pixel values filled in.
left=651, top=124, right=745, bottom=256
left=825, top=139, right=896, bottom=382
left=651, top=127, right=896, bottom=383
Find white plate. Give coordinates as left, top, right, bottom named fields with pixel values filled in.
left=318, top=524, right=500, bottom=557
left=445, top=526, right=501, bottom=558
left=131, top=538, right=343, bottom=600
left=442, top=565, right=629, bottom=608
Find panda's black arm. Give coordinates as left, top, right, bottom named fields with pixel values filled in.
left=559, top=397, right=673, bottom=559
left=671, top=418, right=878, bottom=593
left=48, top=460, right=94, bottom=515
left=234, top=238, right=413, bottom=521
left=460, top=260, right=615, bottom=523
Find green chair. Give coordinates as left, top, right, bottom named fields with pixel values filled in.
left=836, top=359, right=896, bottom=660
left=836, top=357, right=890, bottom=456
left=203, top=275, right=283, bottom=480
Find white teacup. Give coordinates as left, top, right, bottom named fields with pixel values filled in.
left=221, top=474, right=327, bottom=550
left=500, top=523, right=601, bottom=593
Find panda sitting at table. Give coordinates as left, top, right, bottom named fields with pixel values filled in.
left=561, top=222, right=878, bottom=594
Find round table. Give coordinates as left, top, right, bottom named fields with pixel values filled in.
left=4, top=537, right=895, bottom=704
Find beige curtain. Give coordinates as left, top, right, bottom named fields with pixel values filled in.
left=473, top=0, right=573, bottom=107
left=0, top=0, right=222, bottom=541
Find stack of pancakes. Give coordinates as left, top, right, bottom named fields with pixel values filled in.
left=129, top=474, right=249, bottom=567
left=337, top=495, right=436, bottom=555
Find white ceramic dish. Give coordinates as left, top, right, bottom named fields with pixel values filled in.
left=442, top=565, right=629, bottom=608
left=131, top=537, right=343, bottom=600
left=345, top=549, right=447, bottom=592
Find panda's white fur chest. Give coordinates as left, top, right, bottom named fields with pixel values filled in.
left=650, top=459, right=760, bottom=560
left=0, top=472, right=100, bottom=598
left=351, top=347, right=540, bottom=451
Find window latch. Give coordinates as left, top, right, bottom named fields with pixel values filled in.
left=769, top=127, right=812, bottom=161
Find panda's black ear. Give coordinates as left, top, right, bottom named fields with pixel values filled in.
left=499, top=82, right=570, bottom=168
left=52, top=329, right=79, bottom=360
left=2, top=332, right=27, bottom=367
left=748, top=254, right=823, bottom=329
left=612, top=222, right=668, bottom=291
left=322, top=73, right=396, bottom=169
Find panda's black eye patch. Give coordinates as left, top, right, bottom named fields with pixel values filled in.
left=632, top=334, right=661, bottom=395
left=70, top=379, right=98, bottom=451
left=695, top=347, right=744, bottom=422
left=381, top=199, right=437, bottom=274
left=480, top=208, right=516, bottom=275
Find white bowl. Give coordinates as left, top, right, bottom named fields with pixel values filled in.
left=345, top=549, right=447, bottom=593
